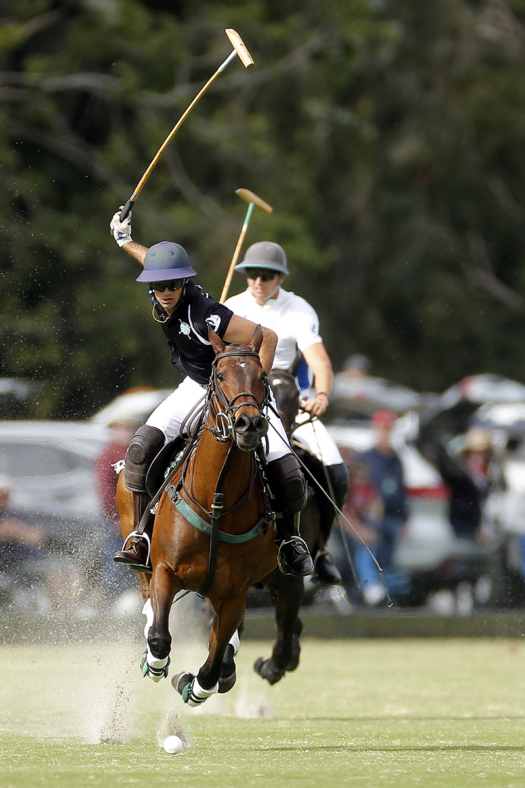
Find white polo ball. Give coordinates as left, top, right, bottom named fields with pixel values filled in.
left=163, top=735, right=184, bottom=755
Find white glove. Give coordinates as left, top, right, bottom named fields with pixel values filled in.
left=110, top=206, right=133, bottom=247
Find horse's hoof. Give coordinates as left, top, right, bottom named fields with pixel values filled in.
left=218, top=671, right=236, bottom=694
left=285, top=651, right=301, bottom=673
left=254, top=657, right=285, bottom=686
left=172, top=671, right=194, bottom=696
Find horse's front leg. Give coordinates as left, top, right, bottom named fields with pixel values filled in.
left=173, top=595, right=245, bottom=706
left=141, top=564, right=179, bottom=682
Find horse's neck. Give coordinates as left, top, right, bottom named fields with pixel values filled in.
left=188, top=427, right=254, bottom=511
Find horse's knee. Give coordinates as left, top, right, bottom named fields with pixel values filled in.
left=148, top=631, right=171, bottom=660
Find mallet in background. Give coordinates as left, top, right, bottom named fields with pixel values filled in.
left=219, top=188, right=273, bottom=303
left=119, top=29, right=254, bottom=221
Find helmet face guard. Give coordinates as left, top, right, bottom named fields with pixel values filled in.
left=234, top=241, right=289, bottom=276
left=136, top=241, right=197, bottom=282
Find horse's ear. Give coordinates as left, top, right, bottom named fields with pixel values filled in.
left=290, top=349, right=303, bottom=378
left=209, top=328, right=227, bottom=356
left=249, top=324, right=263, bottom=355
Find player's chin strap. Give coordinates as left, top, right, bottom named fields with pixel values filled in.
left=147, top=283, right=189, bottom=323
left=266, top=401, right=393, bottom=608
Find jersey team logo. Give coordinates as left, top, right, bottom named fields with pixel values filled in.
left=179, top=321, right=191, bottom=336
left=206, top=315, right=221, bottom=333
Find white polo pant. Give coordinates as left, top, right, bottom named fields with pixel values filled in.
left=146, top=375, right=291, bottom=462
left=292, top=410, right=344, bottom=466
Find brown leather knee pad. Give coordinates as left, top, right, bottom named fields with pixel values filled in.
left=124, top=425, right=165, bottom=493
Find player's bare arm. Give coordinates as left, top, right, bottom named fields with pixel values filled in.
left=223, top=314, right=277, bottom=374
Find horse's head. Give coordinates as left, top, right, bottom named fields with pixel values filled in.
left=208, top=325, right=270, bottom=452
left=268, top=350, right=303, bottom=436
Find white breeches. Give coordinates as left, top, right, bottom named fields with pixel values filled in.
left=292, top=410, right=344, bottom=466
left=146, top=375, right=291, bottom=462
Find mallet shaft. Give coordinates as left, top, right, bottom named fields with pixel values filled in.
left=220, top=203, right=254, bottom=303
left=119, top=30, right=254, bottom=221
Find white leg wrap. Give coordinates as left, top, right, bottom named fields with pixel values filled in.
left=142, top=598, right=154, bottom=639
left=143, top=645, right=169, bottom=683
left=185, top=676, right=219, bottom=707
left=229, top=629, right=240, bottom=655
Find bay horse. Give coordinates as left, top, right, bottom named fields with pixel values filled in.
left=252, top=355, right=330, bottom=685
left=116, top=326, right=278, bottom=706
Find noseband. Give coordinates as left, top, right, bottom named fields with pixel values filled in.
left=208, top=350, right=270, bottom=442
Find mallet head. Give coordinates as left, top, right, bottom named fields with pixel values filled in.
left=235, top=188, right=273, bottom=214
left=225, top=29, right=255, bottom=69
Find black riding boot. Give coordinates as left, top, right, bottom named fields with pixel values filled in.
left=114, top=424, right=165, bottom=572
left=266, top=454, right=313, bottom=577
left=314, top=462, right=349, bottom=585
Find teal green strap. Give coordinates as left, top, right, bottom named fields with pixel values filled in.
left=174, top=496, right=266, bottom=544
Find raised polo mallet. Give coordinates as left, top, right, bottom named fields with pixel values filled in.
left=220, top=188, right=273, bottom=303
left=119, top=29, right=254, bottom=221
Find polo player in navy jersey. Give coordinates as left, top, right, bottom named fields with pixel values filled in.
left=108, top=208, right=313, bottom=577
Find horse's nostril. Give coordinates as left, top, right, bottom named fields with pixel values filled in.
left=235, top=415, right=250, bottom=433
left=254, top=416, right=265, bottom=433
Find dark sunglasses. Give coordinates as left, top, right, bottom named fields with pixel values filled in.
left=246, top=268, right=278, bottom=282
left=149, top=280, right=185, bottom=292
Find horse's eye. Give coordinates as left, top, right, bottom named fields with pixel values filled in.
left=217, top=373, right=225, bottom=382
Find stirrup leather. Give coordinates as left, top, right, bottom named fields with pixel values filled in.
left=277, top=535, right=310, bottom=576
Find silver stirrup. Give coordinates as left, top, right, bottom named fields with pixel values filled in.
left=120, top=530, right=152, bottom=566
left=277, top=535, right=310, bottom=575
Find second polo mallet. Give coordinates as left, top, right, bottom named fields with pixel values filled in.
left=119, top=29, right=254, bottom=221
left=219, top=188, right=273, bottom=303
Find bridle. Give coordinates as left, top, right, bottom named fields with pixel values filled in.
left=207, top=349, right=271, bottom=442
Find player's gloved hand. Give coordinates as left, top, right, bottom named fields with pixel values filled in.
left=110, top=206, right=133, bottom=247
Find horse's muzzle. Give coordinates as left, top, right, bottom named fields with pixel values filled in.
left=234, top=413, right=267, bottom=451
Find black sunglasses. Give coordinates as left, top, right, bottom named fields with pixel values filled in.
left=149, top=280, right=185, bottom=292
left=246, top=269, right=279, bottom=282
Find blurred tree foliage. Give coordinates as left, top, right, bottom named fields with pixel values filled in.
left=2, top=0, right=525, bottom=417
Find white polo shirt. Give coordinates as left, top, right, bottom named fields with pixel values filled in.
left=225, top=287, right=323, bottom=371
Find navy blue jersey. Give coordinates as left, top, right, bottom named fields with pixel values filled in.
left=158, top=281, right=234, bottom=385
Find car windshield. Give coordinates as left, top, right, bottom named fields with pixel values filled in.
left=0, top=442, right=93, bottom=477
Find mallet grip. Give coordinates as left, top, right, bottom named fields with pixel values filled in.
left=225, top=29, right=254, bottom=69
left=120, top=199, right=135, bottom=222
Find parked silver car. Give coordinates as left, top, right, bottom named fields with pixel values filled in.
left=0, top=420, right=110, bottom=542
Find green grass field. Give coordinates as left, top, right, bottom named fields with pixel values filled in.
left=2, top=625, right=525, bottom=788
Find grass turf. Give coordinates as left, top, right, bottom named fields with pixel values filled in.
left=1, top=632, right=525, bottom=787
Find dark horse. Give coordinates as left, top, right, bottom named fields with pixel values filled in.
left=116, top=326, right=278, bottom=706
left=252, top=355, right=333, bottom=685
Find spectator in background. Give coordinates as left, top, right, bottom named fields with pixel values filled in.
left=0, top=474, right=53, bottom=614
left=342, top=354, right=371, bottom=382
left=335, top=460, right=383, bottom=592
left=356, top=410, right=410, bottom=605
left=94, top=421, right=136, bottom=603
left=417, top=426, right=500, bottom=543
left=0, top=474, right=46, bottom=567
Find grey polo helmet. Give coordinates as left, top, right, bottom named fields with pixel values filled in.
left=234, top=241, right=289, bottom=276
left=136, top=241, right=197, bottom=283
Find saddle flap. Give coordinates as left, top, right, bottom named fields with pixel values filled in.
left=145, top=436, right=186, bottom=498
